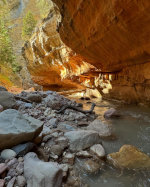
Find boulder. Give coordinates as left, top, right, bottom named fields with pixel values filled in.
left=12, top=142, right=35, bottom=157
left=64, top=130, right=101, bottom=152
left=0, top=86, right=7, bottom=92
left=26, top=94, right=42, bottom=103
left=104, top=108, right=120, bottom=119
left=87, top=119, right=112, bottom=137
left=107, top=145, right=150, bottom=169
left=0, top=109, right=43, bottom=149
left=24, top=152, right=63, bottom=187
left=90, top=144, right=105, bottom=158
left=0, top=149, right=16, bottom=160
left=0, top=92, right=16, bottom=109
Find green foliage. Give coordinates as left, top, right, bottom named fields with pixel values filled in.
left=36, top=0, right=53, bottom=18
left=22, top=11, right=37, bottom=40
left=0, top=19, right=15, bottom=64
left=0, top=2, right=21, bottom=74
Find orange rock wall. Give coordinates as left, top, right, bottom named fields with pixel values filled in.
left=23, top=8, right=93, bottom=91
left=51, top=0, right=150, bottom=103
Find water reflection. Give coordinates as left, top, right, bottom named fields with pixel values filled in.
left=70, top=97, right=150, bottom=187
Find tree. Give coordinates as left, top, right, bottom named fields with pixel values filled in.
left=0, top=1, right=21, bottom=73
left=22, top=11, right=37, bottom=40
left=0, top=19, right=15, bottom=65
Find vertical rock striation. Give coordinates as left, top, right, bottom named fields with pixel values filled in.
left=23, top=6, right=93, bottom=91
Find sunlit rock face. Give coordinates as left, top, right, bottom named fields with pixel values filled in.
left=23, top=7, right=93, bottom=91
left=51, top=0, right=150, bottom=103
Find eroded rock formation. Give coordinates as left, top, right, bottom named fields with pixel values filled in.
left=51, top=0, right=150, bottom=103
left=23, top=6, right=93, bottom=91
left=23, top=0, right=150, bottom=103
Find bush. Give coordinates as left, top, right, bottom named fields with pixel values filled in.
left=22, top=11, right=37, bottom=40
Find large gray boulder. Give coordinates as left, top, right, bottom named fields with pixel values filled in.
left=24, top=152, right=63, bottom=187
left=0, top=109, right=43, bottom=149
left=0, top=91, right=16, bottom=109
left=0, top=86, right=7, bottom=92
left=87, top=119, right=112, bottom=137
left=64, top=130, right=101, bottom=152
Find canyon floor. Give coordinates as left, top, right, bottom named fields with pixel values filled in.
left=0, top=86, right=150, bottom=187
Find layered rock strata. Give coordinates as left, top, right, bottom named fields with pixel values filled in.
left=51, top=0, right=150, bottom=103
left=23, top=7, right=93, bottom=91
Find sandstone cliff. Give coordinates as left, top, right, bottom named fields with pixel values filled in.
left=24, top=0, right=150, bottom=103
left=23, top=7, right=93, bottom=91
left=51, top=0, right=150, bottom=103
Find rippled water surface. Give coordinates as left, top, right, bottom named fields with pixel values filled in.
left=70, top=97, right=150, bottom=187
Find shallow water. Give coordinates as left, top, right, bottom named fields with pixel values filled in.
left=71, top=97, right=150, bottom=187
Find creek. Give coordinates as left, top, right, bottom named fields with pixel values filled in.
left=71, top=98, right=150, bottom=187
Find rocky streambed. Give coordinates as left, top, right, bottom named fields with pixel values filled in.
left=0, top=86, right=150, bottom=187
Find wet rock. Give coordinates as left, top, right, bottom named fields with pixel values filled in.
left=26, top=94, right=42, bottom=103
left=7, top=176, right=16, bottom=187
left=0, top=86, right=7, bottom=92
left=17, top=176, right=26, bottom=187
left=63, top=152, right=75, bottom=165
left=0, top=109, right=43, bottom=149
left=87, top=119, right=112, bottom=137
left=76, top=151, right=91, bottom=158
left=0, top=179, right=5, bottom=187
left=107, top=145, right=150, bottom=169
left=0, top=105, right=3, bottom=112
left=0, top=163, right=7, bottom=175
left=12, top=142, right=35, bottom=157
left=49, top=118, right=59, bottom=128
left=83, top=159, right=104, bottom=174
left=0, top=92, right=16, bottom=109
left=0, top=149, right=16, bottom=160
left=104, top=108, right=120, bottom=119
left=24, top=152, right=63, bottom=187
left=90, top=144, right=105, bottom=158
left=64, top=130, right=101, bottom=152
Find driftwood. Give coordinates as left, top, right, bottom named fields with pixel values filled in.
left=56, top=103, right=96, bottom=114
left=14, top=96, right=32, bottom=103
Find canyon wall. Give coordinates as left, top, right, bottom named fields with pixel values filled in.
left=51, top=0, right=150, bottom=103
left=23, top=7, right=93, bottom=91
left=23, top=0, right=150, bottom=103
